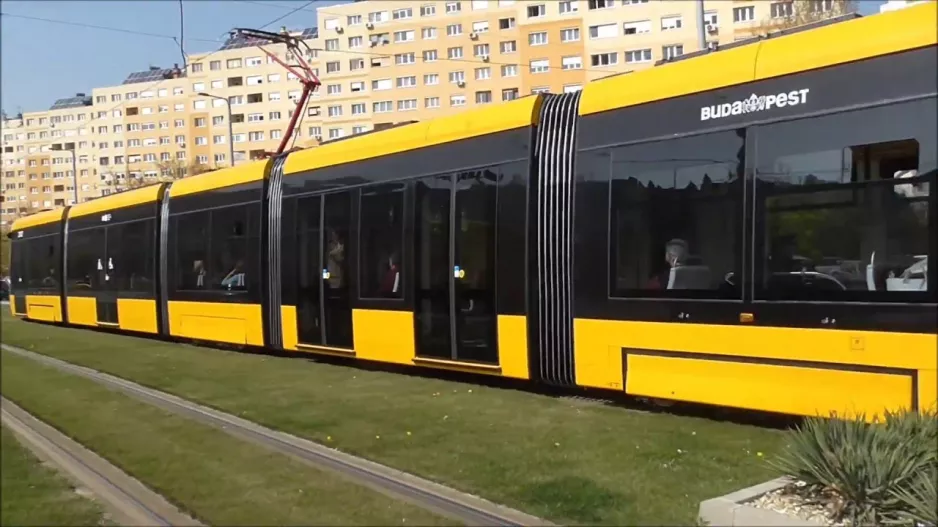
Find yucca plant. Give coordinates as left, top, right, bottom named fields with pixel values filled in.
left=772, top=409, right=935, bottom=526
left=887, top=468, right=937, bottom=527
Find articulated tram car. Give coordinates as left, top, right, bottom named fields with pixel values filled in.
left=9, top=4, right=937, bottom=419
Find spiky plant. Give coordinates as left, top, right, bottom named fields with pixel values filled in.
left=772, top=410, right=934, bottom=525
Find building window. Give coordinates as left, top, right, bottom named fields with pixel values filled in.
left=395, top=52, right=416, bottom=64
left=624, top=20, right=652, bottom=34
left=394, top=30, right=415, bottom=43
left=393, top=7, right=413, bottom=19
left=450, top=94, right=466, bottom=106
left=500, top=40, right=517, bottom=53
left=529, top=59, right=549, bottom=74
left=396, top=76, right=417, bottom=88
left=559, top=1, right=579, bottom=13
left=425, top=97, right=440, bottom=108
left=589, top=23, right=617, bottom=39
left=422, top=27, right=437, bottom=39
left=373, top=101, right=393, bottom=113
left=397, top=99, right=418, bottom=111
left=423, top=49, right=438, bottom=62
left=472, top=20, right=489, bottom=33
left=561, top=56, right=582, bottom=70
left=662, top=44, right=684, bottom=60
left=591, top=52, right=618, bottom=66
left=561, top=28, right=580, bottom=42
left=502, top=88, right=518, bottom=101
left=447, top=23, right=463, bottom=36
left=420, top=4, right=436, bottom=16
left=475, top=91, right=492, bottom=104
left=527, top=3, right=545, bottom=17
left=501, top=64, right=518, bottom=77
left=733, top=6, right=755, bottom=22
left=625, top=48, right=652, bottom=63
left=770, top=2, right=793, bottom=18
left=660, top=15, right=683, bottom=31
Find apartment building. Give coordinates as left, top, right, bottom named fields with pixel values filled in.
left=2, top=0, right=841, bottom=227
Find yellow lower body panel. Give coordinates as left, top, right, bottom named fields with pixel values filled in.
left=497, top=315, right=529, bottom=380
left=167, top=301, right=263, bottom=346
left=25, top=295, right=62, bottom=323
left=574, top=318, right=938, bottom=418
left=281, top=307, right=530, bottom=379
left=625, top=352, right=913, bottom=419
left=66, top=297, right=97, bottom=327
left=9, top=295, right=21, bottom=316
left=352, top=309, right=414, bottom=365
left=117, top=299, right=158, bottom=334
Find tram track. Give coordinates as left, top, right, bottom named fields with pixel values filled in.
left=1, top=343, right=552, bottom=527
left=1, top=396, right=201, bottom=527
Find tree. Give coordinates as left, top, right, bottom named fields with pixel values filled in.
left=1, top=227, right=10, bottom=276
left=156, top=159, right=190, bottom=181
left=753, top=0, right=858, bottom=33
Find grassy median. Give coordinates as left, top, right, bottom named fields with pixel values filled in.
left=1, top=312, right=785, bottom=525
left=0, top=350, right=451, bottom=526
left=1, top=425, right=109, bottom=526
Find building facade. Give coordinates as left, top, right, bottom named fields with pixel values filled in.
left=3, top=0, right=841, bottom=227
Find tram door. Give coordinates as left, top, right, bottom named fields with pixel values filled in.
left=96, top=226, right=119, bottom=325
left=414, top=171, right=498, bottom=363
left=294, top=192, right=354, bottom=349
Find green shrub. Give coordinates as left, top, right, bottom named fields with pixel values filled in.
left=772, top=408, right=937, bottom=526
left=888, top=467, right=937, bottom=527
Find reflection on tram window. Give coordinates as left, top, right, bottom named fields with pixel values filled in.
left=174, top=211, right=210, bottom=290
left=67, top=229, right=104, bottom=292
left=755, top=100, right=936, bottom=302
left=608, top=130, right=744, bottom=299
left=360, top=183, right=404, bottom=299
left=111, top=220, right=155, bottom=293
left=210, top=205, right=253, bottom=292
left=27, top=235, right=60, bottom=291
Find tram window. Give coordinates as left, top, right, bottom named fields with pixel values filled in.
left=174, top=211, right=210, bottom=290
left=67, top=228, right=104, bottom=292
left=608, top=130, right=744, bottom=299
left=10, top=239, right=27, bottom=289
left=27, top=235, right=60, bottom=291
left=754, top=99, right=936, bottom=302
left=111, top=220, right=155, bottom=294
left=359, top=183, right=405, bottom=299
left=209, top=205, right=254, bottom=292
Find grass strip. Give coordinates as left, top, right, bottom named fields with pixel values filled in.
left=0, top=350, right=452, bottom=526
left=2, top=312, right=784, bottom=525
left=1, top=425, right=109, bottom=526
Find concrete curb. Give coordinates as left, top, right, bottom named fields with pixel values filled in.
left=1, top=397, right=202, bottom=527
left=698, top=477, right=825, bottom=526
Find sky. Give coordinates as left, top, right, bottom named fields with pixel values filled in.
left=0, top=0, right=347, bottom=114
left=1, top=0, right=887, bottom=115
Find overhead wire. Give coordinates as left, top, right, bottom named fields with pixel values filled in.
left=1, top=3, right=624, bottom=136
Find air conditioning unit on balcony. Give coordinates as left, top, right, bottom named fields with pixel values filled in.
left=469, top=32, right=478, bottom=40
left=457, top=81, right=466, bottom=88
left=481, top=55, right=490, bottom=62
left=335, top=26, right=344, bottom=33
left=706, top=24, right=718, bottom=33
left=366, top=22, right=374, bottom=29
